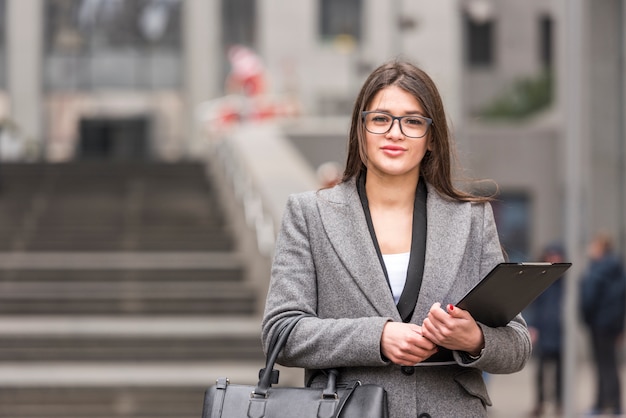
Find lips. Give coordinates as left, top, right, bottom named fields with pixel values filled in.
left=381, top=145, right=406, bottom=156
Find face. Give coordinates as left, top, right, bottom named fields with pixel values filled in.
left=364, top=85, right=431, bottom=180
left=588, top=237, right=607, bottom=260
left=543, top=252, right=563, bottom=263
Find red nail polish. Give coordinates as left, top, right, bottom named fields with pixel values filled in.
left=448, top=304, right=454, bottom=311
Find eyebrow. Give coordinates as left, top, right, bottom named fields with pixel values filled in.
left=369, top=109, right=427, bottom=117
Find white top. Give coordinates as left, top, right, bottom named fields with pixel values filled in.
left=382, top=252, right=410, bottom=304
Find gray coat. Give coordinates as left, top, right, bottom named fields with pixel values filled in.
left=262, top=178, right=531, bottom=418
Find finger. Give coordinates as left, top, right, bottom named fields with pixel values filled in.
left=422, top=317, right=448, bottom=345
left=428, top=302, right=443, bottom=315
left=408, top=323, right=423, bottom=334
left=414, top=330, right=438, bottom=350
left=428, top=303, right=452, bottom=321
left=399, top=346, right=438, bottom=365
left=446, top=304, right=456, bottom=315
left=446, top=304, right=469, bottom=319
left=421, top=317, right=437, bottom=337
left=388, top=344, right=432, bottom=365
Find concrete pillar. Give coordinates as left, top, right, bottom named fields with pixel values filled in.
left=560, top=0, right=589, bottom=416
left=6, top=0, right=43, bottom=151
left=183, top=0, right=221, bottom=157
left=587, top=0, right=623, bottom=239
left=618, top=0, right=626, bottom=260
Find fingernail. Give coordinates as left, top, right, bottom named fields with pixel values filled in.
left=448, top=304, right=454, bottom=311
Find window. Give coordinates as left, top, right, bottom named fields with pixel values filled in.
left=464, top=12, right=494, bottom=68
left=319, top=0, right=362, bottom=43
left=44, top=0, right=182, bottom=90
left=0, top=0, right=5, bottom=88
left=491, top=192, right=531, bottom=262
left=539, top=15, right=553, bottom=70
left=221, top=0, right=256, bottom=85
left=222, top=0, right=256, bottom=48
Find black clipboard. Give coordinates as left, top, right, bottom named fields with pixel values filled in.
left=455, top=262, right=572, bottom=327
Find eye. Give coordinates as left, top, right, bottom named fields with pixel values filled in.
left=370, top=114, right=391, bottom=123
left=404, top=117, right=426, bottom=126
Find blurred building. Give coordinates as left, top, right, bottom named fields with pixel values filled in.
left=0, top=1, right=623, bottom=416
left=0, top=0, right=624, bottom=257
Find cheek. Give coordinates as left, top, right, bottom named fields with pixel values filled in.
left=364, top=134, right=377, bottom=153
left=426, top=136, right=433, bottom=151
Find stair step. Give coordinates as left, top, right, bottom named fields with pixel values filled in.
left=0, top=317, right=264, bottom=362
left=0, top=364, right=303, bottom=418
left=0, top=269, right=245, bottom=282
left=0, top=253, right=256, bottom=315
left=10, top=239, right=234, bottom=252
left=0, top=386, right=205, bottom=418
left=0, top=295, right=257, bottom=315
left=0, top=161, right=267, bottom=417
left=0, top=161, right=235, bottom=252
left=0, top=362, right=303, bottom=387
left=0, top=337, right=264, bottom=362
left=0, top=252, right=244, bottom=270
left=0, top=281, right=254, bottom=294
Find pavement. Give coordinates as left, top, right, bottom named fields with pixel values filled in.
left=488, top=357, right=625, bottom=417
left=0, top=356, right=616, bottom=417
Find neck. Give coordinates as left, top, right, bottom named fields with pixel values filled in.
left=364, top=171, right=419, bottom=209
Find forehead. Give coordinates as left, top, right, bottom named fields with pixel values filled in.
left=367, top=85, right=423, bottom=113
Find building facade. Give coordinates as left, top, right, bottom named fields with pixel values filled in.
left=0, top=0, right=624, bottom=259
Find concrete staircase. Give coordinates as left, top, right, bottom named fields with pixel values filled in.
left=0, top=162, right=269, bottom=418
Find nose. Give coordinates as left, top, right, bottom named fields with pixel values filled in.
left=386, top=119, right=404, bottom=139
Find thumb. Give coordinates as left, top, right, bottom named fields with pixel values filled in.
left=446, top=304, right=466, bottom=318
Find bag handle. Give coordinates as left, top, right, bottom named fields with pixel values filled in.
left=254, top=314, right=364, bottom=418
left=257, top=314, right=303, bottom=384
left=332, top=380, right=360, bottom=418
left=266, top=313, right=303, bottom=357
left=254, top=313, right=310, bottom=396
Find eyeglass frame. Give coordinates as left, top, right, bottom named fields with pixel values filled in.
left=361, top=111, right=433, bottom=138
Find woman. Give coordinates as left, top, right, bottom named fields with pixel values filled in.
left=262, top=60, right=531, bottom=417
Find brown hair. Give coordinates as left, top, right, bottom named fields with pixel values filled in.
left=342, top=60, right=492, bottom=202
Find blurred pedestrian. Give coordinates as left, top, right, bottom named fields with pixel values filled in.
left=580, top=232, right=626, bottom=416
left=316, top=161, right=342, bottom=189
left=526, top=242, right=566, bottom=417
left=226, top=44, right=267, bottom=97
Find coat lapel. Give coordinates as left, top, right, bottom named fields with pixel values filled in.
left=316, top=179, right=472, bottom=324
left=411, top=183, right=472, bottom=321
left=316, top=179, right=401, bottom=320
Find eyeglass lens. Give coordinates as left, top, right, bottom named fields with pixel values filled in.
left=364, top=112, right=430, bottom=138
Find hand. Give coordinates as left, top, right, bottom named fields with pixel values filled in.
left=421, top=302, right=485, bottom=356
left=380, top=322, right=438, bottom=366
left=528, top=327, right=539, bottom=345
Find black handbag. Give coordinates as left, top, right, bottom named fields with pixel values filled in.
left=201, top=314, right=388, bottom=418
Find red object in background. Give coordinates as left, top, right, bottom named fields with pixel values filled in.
left=227, top=45, right=267, bottom=97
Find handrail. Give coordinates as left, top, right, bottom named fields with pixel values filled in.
left=198, top=96, right=319, bottom=258
left=214, top=137, right=277, bottom=258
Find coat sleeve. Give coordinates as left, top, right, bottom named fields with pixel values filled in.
left=261, top=193, right=392, bottom=370
left=454, top=202, right=532, bottom=374
left=580, top=263, right=601, bottom=325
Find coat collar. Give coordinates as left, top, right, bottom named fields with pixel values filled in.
left=316, top=177, right=472, bottom=322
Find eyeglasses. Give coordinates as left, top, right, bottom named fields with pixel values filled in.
left=361, top=111, right=433, bottom=138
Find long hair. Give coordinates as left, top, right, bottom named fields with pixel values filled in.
left=342, top=60, right=492, bottom=203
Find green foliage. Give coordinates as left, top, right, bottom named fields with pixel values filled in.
left=479, top=71, right=553, bottom=121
